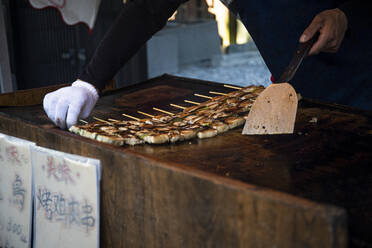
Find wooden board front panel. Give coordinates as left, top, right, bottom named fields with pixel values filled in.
left=1, top=74, right=371, bottom=247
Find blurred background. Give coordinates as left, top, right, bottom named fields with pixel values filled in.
left=0, top=0, right=271, bottom=93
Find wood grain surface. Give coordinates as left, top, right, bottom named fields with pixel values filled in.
left=0, top=83, right=69, bottom=106
left=1, top=74, right=371, bottom=247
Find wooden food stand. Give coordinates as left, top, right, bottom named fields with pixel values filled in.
left=0, top=74, right=371, bottom=247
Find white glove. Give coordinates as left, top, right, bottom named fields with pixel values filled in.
left=43, top=80, right=99, bottom=129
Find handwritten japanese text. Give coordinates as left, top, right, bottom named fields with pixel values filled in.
left=36, top=187, right=95, bottom=233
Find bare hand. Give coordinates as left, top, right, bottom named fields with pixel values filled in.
left=300, top=8, right=348, bottom=55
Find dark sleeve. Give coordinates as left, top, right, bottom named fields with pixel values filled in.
left=79, top=0, right=188, bottom=91
left=338, top=0, right=372, bottom=30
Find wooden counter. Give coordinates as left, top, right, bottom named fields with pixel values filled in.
left=1, top=74, right=371, bottom=247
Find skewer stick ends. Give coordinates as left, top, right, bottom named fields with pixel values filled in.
left=93, top=116, right=112, bottom=124
left=209, top=91, right=227, bottom=96
left=122, top=113, right=140, bottom=121
left=170, top=104, right=186, bottom=110
left=194, top=93, right=212, bottom=99
left=137, top=111, right=155, bottom=118
left=184, top=100, right=201, bottom=105
left=153, top=107, right=175, bottom=116
left=223, top=84, right=242, bottom=90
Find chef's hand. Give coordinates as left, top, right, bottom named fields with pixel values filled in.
left=300, top=8, right=348, bottom=55
left=43, top=80, right=99, bottom=129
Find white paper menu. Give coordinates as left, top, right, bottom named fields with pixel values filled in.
left=0, top=134, right=34, bottom=248
left=31, top=146, right=101, bottom=248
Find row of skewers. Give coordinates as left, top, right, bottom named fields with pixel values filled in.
left=79, top=84, right=243, bottom=125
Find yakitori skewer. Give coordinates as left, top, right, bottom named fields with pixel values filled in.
left=194, top=93, right=212, bottom=99
left=79, top=119, right=88, bottom=124
left=153, top=107, right=175, bottom=116
left=184, top=100, right=201, bottom=105
left=137, top=111, right=155, bottom=118
left=122, top=113, right=140, bottom=121
left=170, top=104, right=186, bottom=110
left=209, top=91, right=227, bottom=96
left=223, top=84, right=242, bottom=90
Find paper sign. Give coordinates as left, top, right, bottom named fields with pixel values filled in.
left=0, top=134, right=34, bottom=248
left=32, top=146, right=101, bottom=248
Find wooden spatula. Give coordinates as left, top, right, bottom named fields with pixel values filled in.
left=242, top=36, right=317, bottom=135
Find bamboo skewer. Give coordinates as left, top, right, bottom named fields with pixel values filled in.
left=170, top=104, right=186, bottom=110
left=122, top=113, right=140, bottom=121
left=224, top=84, right=242, bottom=90
left=79, top=119, right=88, bottom=124
left=184, top=100, right=201, bottom=105
left=194, top=93, right=212, bottom=99
left=108, top=118, right=120, bottom=122
left=209, top=91, right=227, bottom=96
left=93, top=116, right=114, bottom=125
left=137, top=111, right=155, bottom=118
left=153, top=107, right=175, bottom=116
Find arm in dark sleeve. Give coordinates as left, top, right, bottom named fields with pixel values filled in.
left=79, top=0, right=188, bottom=91
left=338, top=0, right=372, bottom=29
